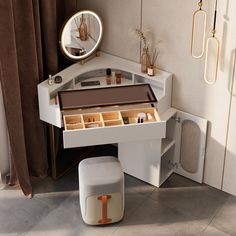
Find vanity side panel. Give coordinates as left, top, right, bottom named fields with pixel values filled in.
left=119, top=139, right=162, bottom=187
left=157, top=74, right=172, bottom=115
left=37, top=85, right=62, bottom=128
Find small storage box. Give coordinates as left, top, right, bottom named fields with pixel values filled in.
left=79, top=156, right=124, bottom=225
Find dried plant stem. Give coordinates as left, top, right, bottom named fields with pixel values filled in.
left=134, top=29, right=148, bottom=48
left=149, top=48, right=159, bottom=66
left=74, top=17, right=79, bottom=29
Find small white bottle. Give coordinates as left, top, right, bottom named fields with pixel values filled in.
left=48, top=74, right=53, bottom=85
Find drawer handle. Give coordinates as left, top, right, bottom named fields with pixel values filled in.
left=97, top=195, right=112, bottom=224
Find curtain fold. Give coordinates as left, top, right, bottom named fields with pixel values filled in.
left=0, top=81, right=10, bottom=189
left=0, top=0, right=77, bottom=197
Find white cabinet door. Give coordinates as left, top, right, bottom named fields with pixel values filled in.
left=174, top=110, right=207, bottom=183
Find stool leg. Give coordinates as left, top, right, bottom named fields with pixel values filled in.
left=97, top=195, right=112, bottom=224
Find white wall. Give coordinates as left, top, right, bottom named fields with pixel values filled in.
left=78, top=0, right=141, bottom=62
left=221, top=0, right=236, bottom=195
left=0, top=82, right=10, bottom=189
left=78, top=0, right=236, bottom=190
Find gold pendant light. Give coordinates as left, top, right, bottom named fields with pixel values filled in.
left=204, top=0, right=220, bottom=85
left=191, top=0, right=207, bottom=58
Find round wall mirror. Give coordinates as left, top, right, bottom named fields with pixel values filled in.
left=60, top=10, right=103, bottom=61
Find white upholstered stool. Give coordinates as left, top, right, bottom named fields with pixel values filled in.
left=79, top=156, right=124, bottom=225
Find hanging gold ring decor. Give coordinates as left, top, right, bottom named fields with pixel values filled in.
left=191, top=0, right=207, bottom=58
left=204, top=0, right=220, bottom=85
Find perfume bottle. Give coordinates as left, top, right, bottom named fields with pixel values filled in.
left=106, top=68, right=112, bottom=85
left=79, top=15, right=88, bottom=41
left=141, top=48, right=150, bottom=73
left=115, top=70, right=122, bottom=84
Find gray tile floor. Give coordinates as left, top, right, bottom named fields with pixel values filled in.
left=0, top=169, right=236, bottom=236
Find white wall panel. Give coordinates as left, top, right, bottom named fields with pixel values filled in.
left=78, top=0, right=141, bottom=62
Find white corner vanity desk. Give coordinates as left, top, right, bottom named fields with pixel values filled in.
left=38, top=52, right=207, bottom=187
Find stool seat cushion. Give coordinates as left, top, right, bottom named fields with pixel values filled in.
left=79, top=156, right=123, bottom=196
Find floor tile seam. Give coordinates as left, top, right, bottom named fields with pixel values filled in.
left=145, top=187, right=156, bottom=196
left=146, top=195, right=219, bottom=224
left=109, top=226, right=120, bottom=236
left=123, top=193, right=149, bottom=219
left=199, top=201, right=232, bottom=236
left=200, top=207, right=222, bottom=235
left=131, top=187, right=156, bottom=198
left=33, top=191, right=73, bottom=209
left=109, top=197, right=148, bottom=236
left=145, top=194, right=193, bottom=217
left=116, top=193, right=147, bottom=231
left=209, top=195, right=233, bottom=230
left=134, top=195, right=203, bottom=224
left=19, top=208, right=51, bottom=234
left=200, top=225, right=232, bottom=236
left=134, top=186, right=158, bottom=200
left=199, top=224, right=211, bottom=236
left=19, top=196, right=73, bottom=227
left=211, top=222, right=234, bottom=236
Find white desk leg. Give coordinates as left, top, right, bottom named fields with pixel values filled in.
left=118, top=139, right=161, bottom=187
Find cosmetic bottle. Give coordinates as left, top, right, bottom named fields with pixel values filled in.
left=48, top=74, right=53, bottom=85
left=115, top=70, right=122, bottom=84
left=79, top=15, right=88, bottom=41
left=112, top=71, right=116, bottom=84
left=106, top=68, right=112, bottom=85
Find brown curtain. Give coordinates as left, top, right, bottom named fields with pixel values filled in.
left=0, top=0, right=77, bottom=197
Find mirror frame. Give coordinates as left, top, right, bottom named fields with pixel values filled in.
left=60, top=10, right=103, bottom=61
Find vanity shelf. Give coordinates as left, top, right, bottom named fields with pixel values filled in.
left=161, top=138, right=176, bottom=156
left=159, top=145, right=175, bottom=186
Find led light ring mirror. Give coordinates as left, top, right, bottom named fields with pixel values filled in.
left=60, top=10, right=103, bottom=61
left=191, top=1, right=207, bottom=59
left=204, top=0, right=220, bottom=85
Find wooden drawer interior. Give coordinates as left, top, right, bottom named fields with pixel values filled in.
left=102, top=111, right=121, bottom=121
left=83, top=113, right=101, bottom=123
left=64, top=114, right=82, bottom=124
left=85, top=122, right=103, bottom=129
left=121, top=107, right=159, bottom=124
left=104, top=120, right=123, bottom=127
left=64, top=107, right=159, bottom=131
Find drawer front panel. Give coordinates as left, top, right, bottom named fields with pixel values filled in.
left=63, top=121, right=166, bottom=148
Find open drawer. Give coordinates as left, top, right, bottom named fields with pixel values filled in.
left=63, top=107, right=166, bottom=148
left=59, top=84, right=166, bottom=148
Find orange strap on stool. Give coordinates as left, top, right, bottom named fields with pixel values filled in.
left=97, top=195, right=112, bottom=224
